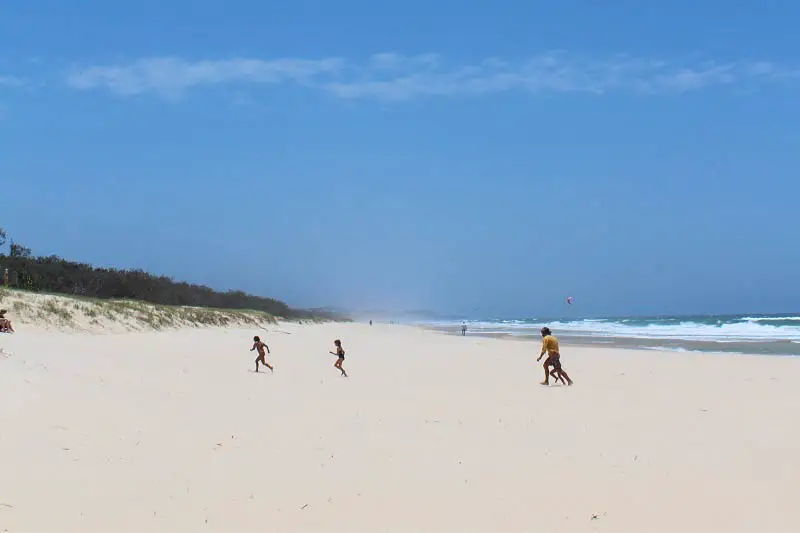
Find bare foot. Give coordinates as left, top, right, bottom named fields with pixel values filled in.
left=540, top=381, right=549, bottom=386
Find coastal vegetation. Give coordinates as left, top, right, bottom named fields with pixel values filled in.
left=0, top=226, right=342, bottom=322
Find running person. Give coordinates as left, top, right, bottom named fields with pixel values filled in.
left=536, top=327, right=573, bottom=386
left=250, top=335, right=273, bottom=373
left=0, top=309, right=14, bottom=333
left=329, top=339, right=347, bottom=377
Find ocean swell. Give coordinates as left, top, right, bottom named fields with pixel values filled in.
left=433, top=315, right=800, bottom=343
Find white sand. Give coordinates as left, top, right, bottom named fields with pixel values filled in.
left=1, top=322, right=799, bottom=532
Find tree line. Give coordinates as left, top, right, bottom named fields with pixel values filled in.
left=0, top=227, right=340, bottom=320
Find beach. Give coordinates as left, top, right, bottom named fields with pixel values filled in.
left=2, top=322, right=799, bottom=532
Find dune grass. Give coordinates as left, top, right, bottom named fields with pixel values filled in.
left=1, top=288, right=281, bottom=332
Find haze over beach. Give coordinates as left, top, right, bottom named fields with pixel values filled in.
left=2, top=1, right=800, bottom=531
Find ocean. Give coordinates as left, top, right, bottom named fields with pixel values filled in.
left=423, top=314, right=800, bottom=356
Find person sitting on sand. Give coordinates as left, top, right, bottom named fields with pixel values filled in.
left=0, top=309, right=14, bottom=333
left=330, top=339, right=347, bottom=377
left=536, top=327, right=573, bottom=386
left=250, top=336, right=273, bottom=373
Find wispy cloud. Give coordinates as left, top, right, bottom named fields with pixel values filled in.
left=66, top=57, right=344, bottom=98
left=65, top=52, right=800, bottom=101
left=0, top=75, right=26, bottom=89
left=325, top=54, right=799, bottom=100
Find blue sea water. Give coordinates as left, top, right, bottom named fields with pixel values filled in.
left=423, top=314, right=800, bottom=355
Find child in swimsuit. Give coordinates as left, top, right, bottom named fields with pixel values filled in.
left=250, top=335, right=273, bottom=373
left=329, top=339, right=347, bottom=377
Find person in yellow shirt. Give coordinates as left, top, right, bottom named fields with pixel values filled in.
left=536, top=327, right=573, bottom=386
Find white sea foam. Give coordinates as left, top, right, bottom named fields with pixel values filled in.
left=742, top=316, right=800, bottom=322
left=434, top=316, right=800, bottom=342
left=546, top=320, right=800, bottom=342
left=640, top=346, right=692, bottom=353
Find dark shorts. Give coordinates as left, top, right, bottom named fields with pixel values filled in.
left=544, top=354, right=561, bottom=370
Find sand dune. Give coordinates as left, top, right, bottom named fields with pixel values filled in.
left=1, top=321, right=799, bottom=531
left=0, top=288, right=277, bottom=333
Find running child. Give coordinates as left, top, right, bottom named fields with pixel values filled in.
left=250, top=335, right=273, bottom=373
left=329, top=339, right=347, bottom=377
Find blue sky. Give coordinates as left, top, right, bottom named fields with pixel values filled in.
left=2, top=1, right=799, bottom=317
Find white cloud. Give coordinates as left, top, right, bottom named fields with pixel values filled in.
left=65, top=52, right=800, bottom=101
left=0, top=75, right=26, bottom=88
left=368, top=53, right=440, bottom=71
left=327, top=54, right=794, bottom=100
left=66, top=57, right=344, bottom=97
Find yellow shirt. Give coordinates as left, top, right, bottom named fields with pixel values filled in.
left=540, top=335, right=559, bottom=356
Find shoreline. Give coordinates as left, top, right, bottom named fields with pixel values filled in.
left=427, top=325, right=800, bottom=356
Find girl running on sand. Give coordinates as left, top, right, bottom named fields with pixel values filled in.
left=250, top=336, right=273, bottom=373
left=330, top=339, right=347, bottom=377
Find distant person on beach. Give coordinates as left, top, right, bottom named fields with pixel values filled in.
left=250, top=336, right=273, bottom=373
left=370, top=320, right=373, bottom=326
left=0, top=309, right=14, bottom=333
left=462, top=322, right=467, bottom=336
left=330, top=339, right=347, bottom=377
left=536, top=327, right=573, bottom=386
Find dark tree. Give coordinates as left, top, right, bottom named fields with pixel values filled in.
left=0, top=253, right=344, bottom=320
left=9, top=241, right=32, bottom=258
left=0, top=227, right=6, bottom=249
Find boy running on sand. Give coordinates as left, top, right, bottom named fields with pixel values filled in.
left=250, top=336, right=273, bottom=373
left=329, top=339, right=347, bottom=377
left=536, top=327, right=573, bottom=386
